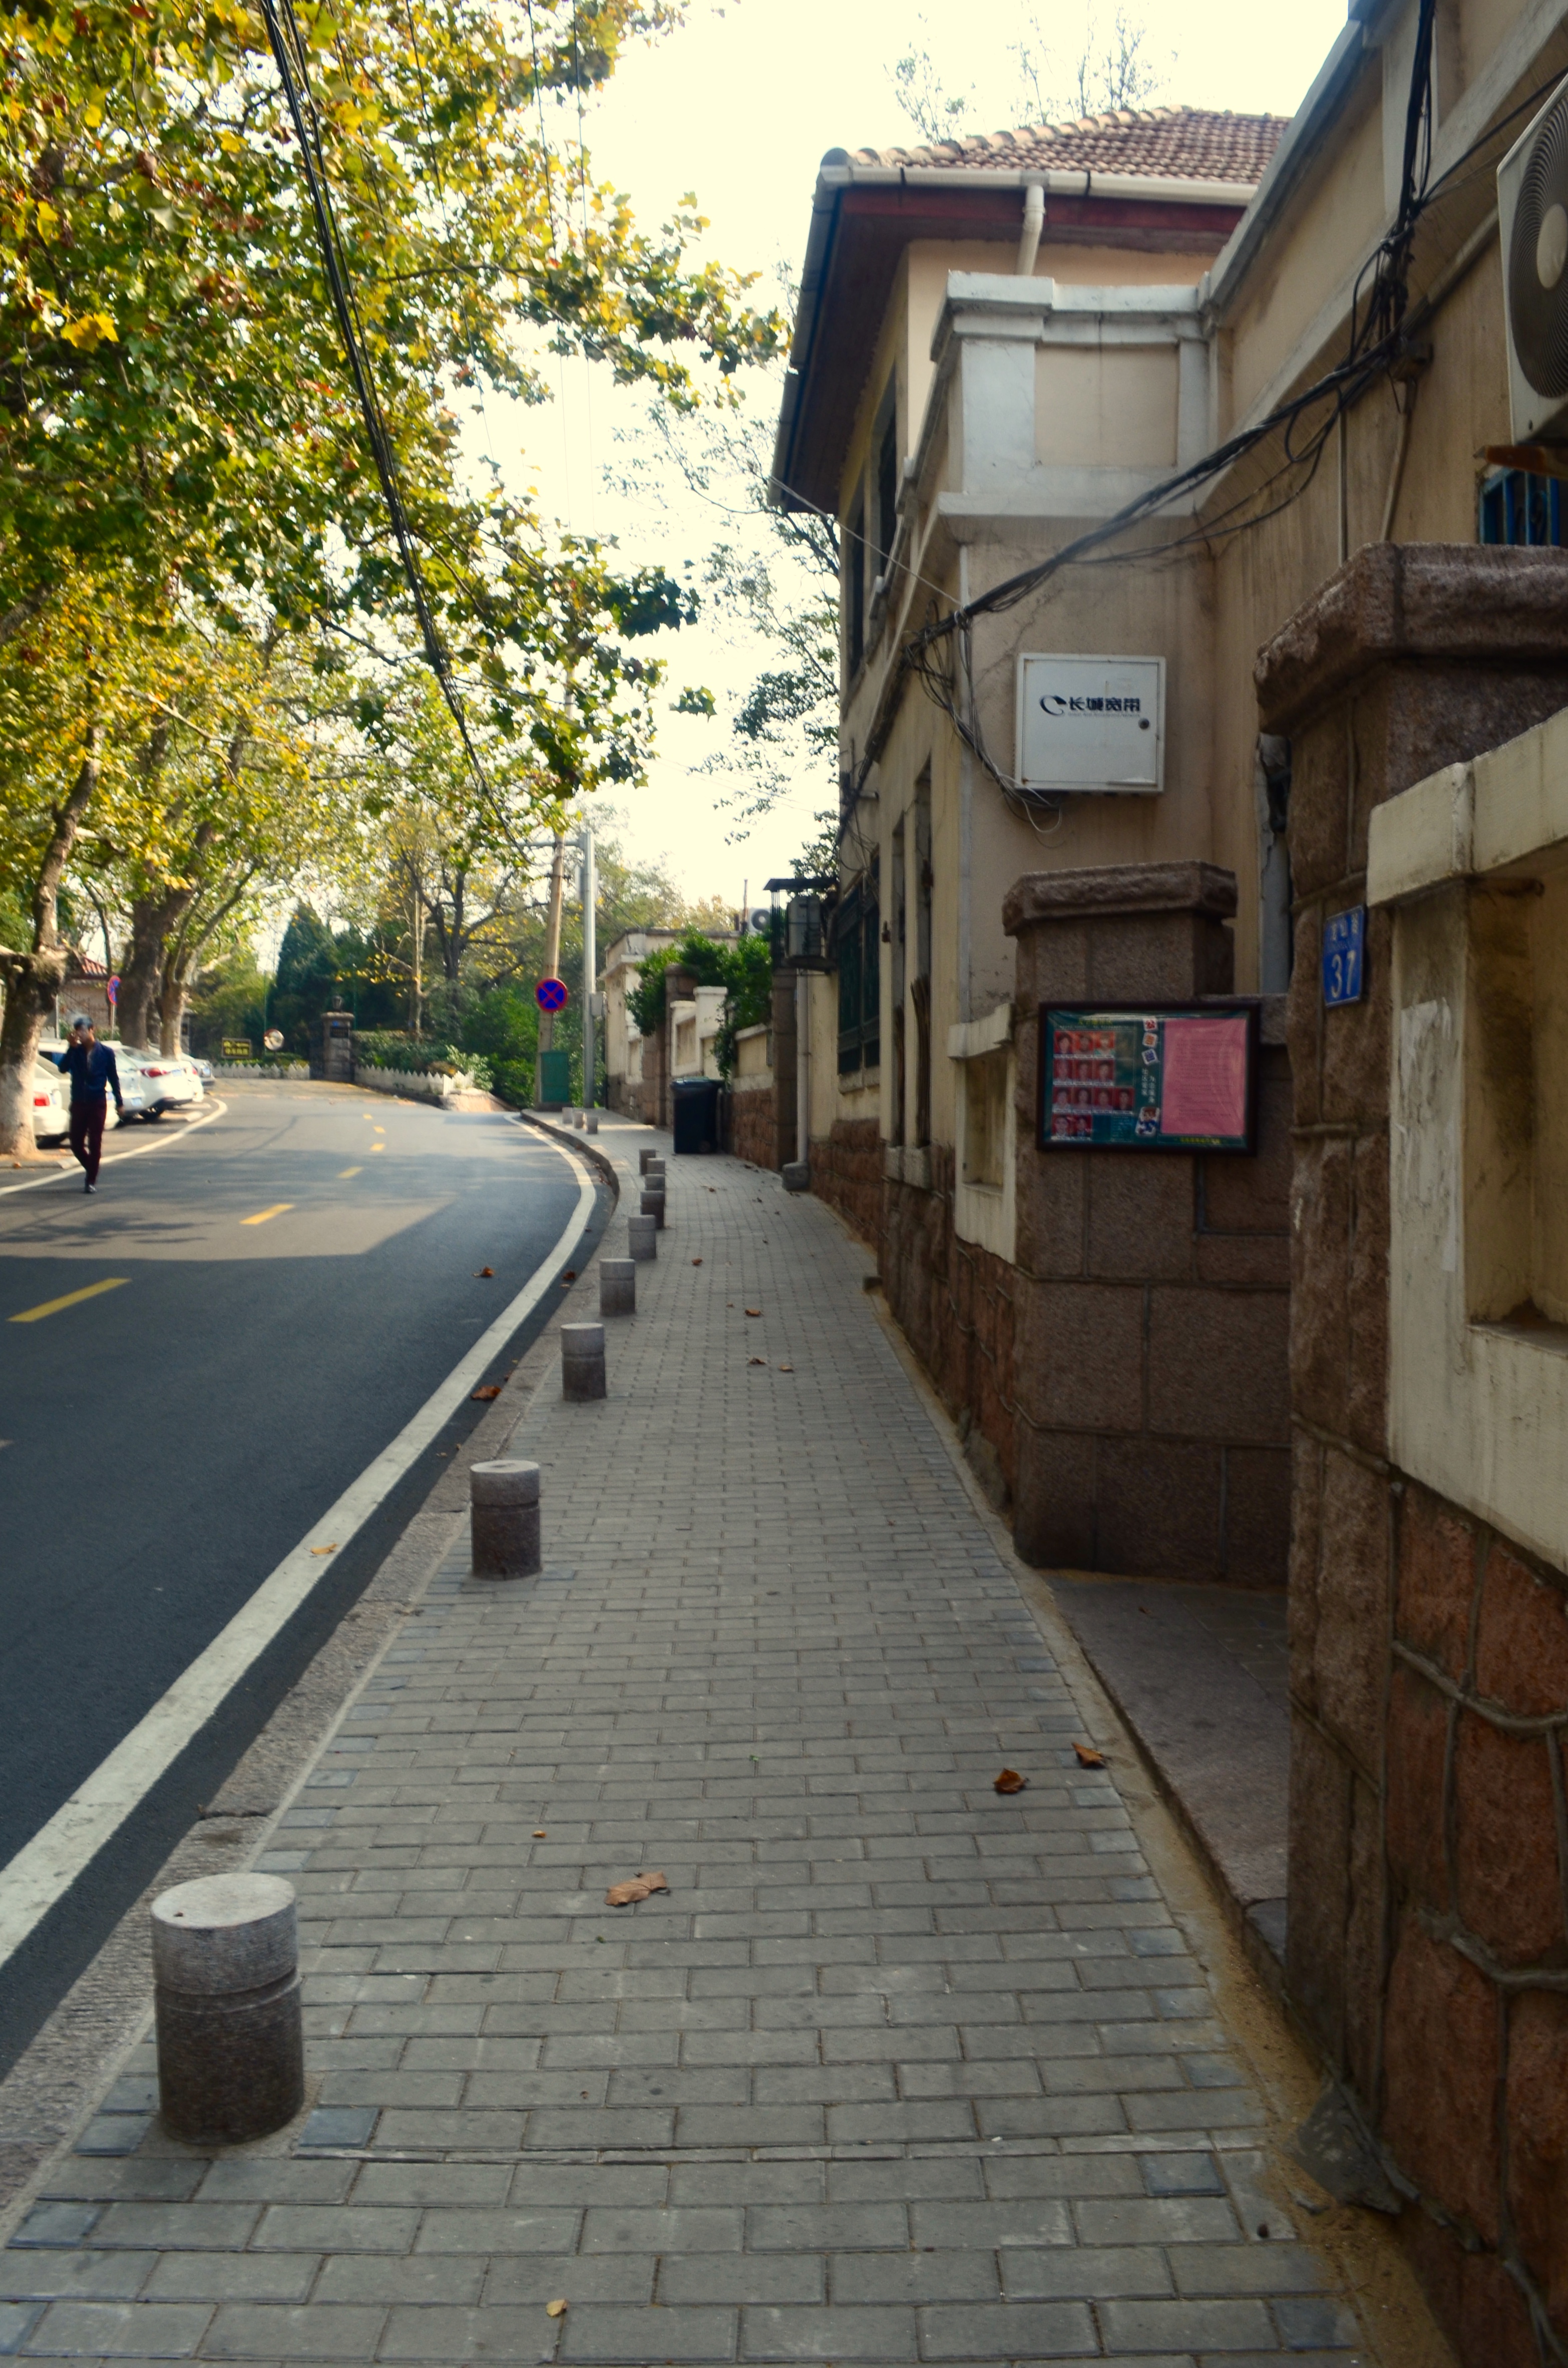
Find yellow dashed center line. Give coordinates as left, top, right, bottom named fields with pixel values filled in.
left=10, top=1278, right=129, bottom=1324
left=240, top=1203, right=294, bottom=1226
left=369, top=1143, right=385, bottom=1153
left=338, top=1166, right=362, bottom=1179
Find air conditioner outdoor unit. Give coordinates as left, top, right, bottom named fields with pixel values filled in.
left=1498, top=75, right=1568, bottom=443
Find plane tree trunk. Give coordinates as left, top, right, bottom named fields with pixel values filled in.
left=0, top=727, right=103, bottom=1159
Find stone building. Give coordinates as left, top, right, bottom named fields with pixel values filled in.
left=774, top=9, right=1568, bottom=2360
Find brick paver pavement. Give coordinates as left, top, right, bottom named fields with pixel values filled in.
left=0, top=1126, right=1368, bottom=2364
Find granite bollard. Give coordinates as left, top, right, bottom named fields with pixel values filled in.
left=639, top=1148, right=657, bottom=1175
left=627, top=1212, right=657, bottom=1261
left=153, top=1873, right=304, bottom=2145
left=470, top=1458, right=542, bottom=1577
left=600, top=1257, right=635, bottom=1316
left=640, top=1187, right=666, bottom=1230
left=561, top=1320, right=607, bottom=1400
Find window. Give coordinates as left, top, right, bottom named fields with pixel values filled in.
left=1479, top=468, right=1565, bottom=547
left=963, top=1051, right=1009, bottom=1189
left=846, top=489, right=867, bottom=674
left=874, top=392, right=899, bottom=577
left=836, top=876, right=881, bottom=1076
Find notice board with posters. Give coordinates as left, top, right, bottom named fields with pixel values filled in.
left=1038, top=1003, right=1259, bottom=1152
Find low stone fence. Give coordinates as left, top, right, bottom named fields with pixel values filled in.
left=211, top=1062, right=309, bottom=1081
left=352, top=1061, right=477, bottom=1105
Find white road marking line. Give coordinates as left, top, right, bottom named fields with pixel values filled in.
left=0, top=1133, right=596, bottom=1975
left=0, top=1100, right=229, bottom=1199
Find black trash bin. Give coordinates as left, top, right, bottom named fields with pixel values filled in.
left=671, top=1077, right=722, bottom=1155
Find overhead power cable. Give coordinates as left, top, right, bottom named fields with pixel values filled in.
left=256, top=0, right=502, bottom=824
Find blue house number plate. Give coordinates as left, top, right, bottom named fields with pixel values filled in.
left=1322, top=906, right=1366, bottom=1006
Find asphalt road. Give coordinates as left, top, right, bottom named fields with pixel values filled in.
left=0, top=1082, right=603, bottom=2072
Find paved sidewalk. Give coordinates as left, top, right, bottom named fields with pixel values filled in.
left=0, top=1128, right=1368, bottom=2365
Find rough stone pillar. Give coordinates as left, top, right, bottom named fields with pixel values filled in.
left=153, top=1874, right=303, bottom=2144
left=1255, top=542, right=1568, bottom=2368
left=470, top=1459, right=542, bottom=1576
left=1004, top=862, right=1292, bottom=1585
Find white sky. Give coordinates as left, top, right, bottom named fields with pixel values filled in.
left=472, top=0, right=1349, bottom=907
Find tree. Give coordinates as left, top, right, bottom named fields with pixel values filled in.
left=0, top=0, right=783, bottom=1149
left=0, top=0, right=786, bottom=640
left=610, top=352, right=839, bottom=838
left=890, top=9, right=1167, bottom=146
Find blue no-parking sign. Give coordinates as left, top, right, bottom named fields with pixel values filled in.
left=1322, top=907, right=1366, bottom=1007
left=535, top=975, right=568, bottom=1014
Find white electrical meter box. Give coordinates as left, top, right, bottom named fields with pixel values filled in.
left=1015, top=653, right=1165, bottom=794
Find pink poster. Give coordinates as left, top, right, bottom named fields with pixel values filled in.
left=1159, top=1014, right=1250, bottom=1138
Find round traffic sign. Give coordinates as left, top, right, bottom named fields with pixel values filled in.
left=106, top=973, right=120, bottom=1005
left=535, top=975, right=569, bottom=1014
left=263, top=1028, right=284, bottom=1050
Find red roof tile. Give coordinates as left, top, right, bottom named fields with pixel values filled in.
left=846, top=104, right=1288, bottom=187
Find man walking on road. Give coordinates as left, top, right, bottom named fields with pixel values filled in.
left=56, top=1015, right=123, bottom=1194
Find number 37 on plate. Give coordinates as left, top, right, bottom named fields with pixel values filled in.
left=1322, top=905, right=1366, bottom=1008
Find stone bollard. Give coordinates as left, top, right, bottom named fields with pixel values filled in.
left=639, top=1148, right=657, bottom=1176
left=586, top=1111, right=599, bottom=1135
left=600, top=1257, right=635, bottom=1317
left=640, top=1187, right=666, bottom=1230
left=573, top=1109, right=585, bottom=1131
left=782, top=1161, right=810, bottom=1192
left=470, top=1459, right=542, bottom=1578
left=561, top=1320, right=607, bottom=1401
left=627, top=1212, right=657, bottom=1261
left=153, top=1873, right=304, bottom=2145
left=645, top=1158, right=666, bottom=1182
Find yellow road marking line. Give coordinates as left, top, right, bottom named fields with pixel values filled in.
left=240, top=1203, right=294, bottom=1226
left=10, top=1278, right=129, bottom=1325
left=373, top=1126, right=385, bottom=1135
left=369, top=1143, right=385, bottom=1153
left=338, top=1166, right=362, bottom=1179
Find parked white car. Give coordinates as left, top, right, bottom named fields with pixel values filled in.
left=30, top=1059, right=72, bottom=1144
left=138, top=1053, right=205, bottom=1114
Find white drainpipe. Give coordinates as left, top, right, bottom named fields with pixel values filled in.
left=1016, top=181, right=1045, bottom=276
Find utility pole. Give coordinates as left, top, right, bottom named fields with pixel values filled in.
left=580, top=825, right=596, bottom=1107
left=535, top=833, right=566, bottom=1106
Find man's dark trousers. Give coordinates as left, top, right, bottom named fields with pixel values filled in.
left=70, top=1099, right=108, bottom=1184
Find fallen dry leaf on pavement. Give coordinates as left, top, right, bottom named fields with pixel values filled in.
left=546, top=2299, right=567, bottom=2318
left=745, top=1307, right=761, bottom=1317
left=474, top=1266, right=494, bottom=1277
left=778, top=1364, right=794, bottom=1373
left=692, top=1257, right=703, bottom=1266
left=1073, top=1742, right=1107, bottom=1768
left=309, top=1545, right=338, bottom=1557
left=748, top=1357, right=766, bottom=1366
left=605, top=1871, right=670, bottom=1906
left=471, top=1385, right=501, bottom=1401
left=533, top=1829, right=548, bottom=1838
left=561, top=1268, right=576, bottom=1281
left=993, top=1768, right=1028, bottom=1794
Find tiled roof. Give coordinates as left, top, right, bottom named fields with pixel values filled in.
left=844, top=105, right=1288, bottom=187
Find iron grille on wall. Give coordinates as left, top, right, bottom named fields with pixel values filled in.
left=837, top=881, right=881, bottom=1075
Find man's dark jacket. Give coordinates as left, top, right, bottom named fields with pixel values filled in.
left=56, top=1040, right=123, bottom=1106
